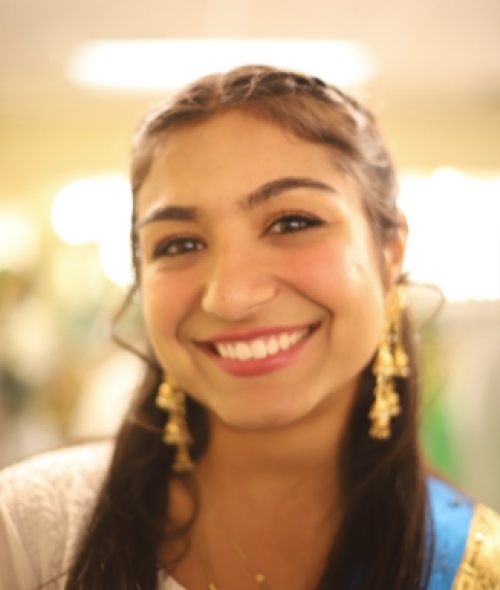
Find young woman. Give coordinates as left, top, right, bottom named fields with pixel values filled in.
left=1, top=65, right=499, bottom=590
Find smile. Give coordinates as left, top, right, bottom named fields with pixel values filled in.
left=214, top=327, right=310, bottom=361
left=197, top=323, right=319, bottom=377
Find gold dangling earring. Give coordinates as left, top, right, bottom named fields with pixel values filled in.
left=369, top=284, right=410, bottom=439
left=156, top=376, right=195, bottom=472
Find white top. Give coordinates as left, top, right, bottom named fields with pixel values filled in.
left=0, top=442, right=186, bottom=590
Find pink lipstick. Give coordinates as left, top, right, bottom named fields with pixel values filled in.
left=197, top=323, right=318, bottom=377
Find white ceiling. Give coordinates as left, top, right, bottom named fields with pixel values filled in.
left=1, top=0, right=500, bottom=117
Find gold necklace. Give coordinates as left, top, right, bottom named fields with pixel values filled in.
left=198, top=520, right=273, bottom=590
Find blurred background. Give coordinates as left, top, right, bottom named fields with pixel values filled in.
left=0, top=0, right=499, bottom=508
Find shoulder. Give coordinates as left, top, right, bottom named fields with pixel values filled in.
left=0, top=439, right=112, bottom=483
left=0, top=441, right=113, bottom=518
left=0, top=441, right=113, bottom=590
left=426, top=477, right=500, bottom=589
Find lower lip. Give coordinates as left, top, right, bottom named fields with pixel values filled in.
left=200, top=330, right=315, bottom=377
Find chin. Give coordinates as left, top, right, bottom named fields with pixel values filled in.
left=214, top=401, right=317, bottom=432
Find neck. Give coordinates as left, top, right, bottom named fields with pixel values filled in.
left=166, top=385, right=357, bottom=590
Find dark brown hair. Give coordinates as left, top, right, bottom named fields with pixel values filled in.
left=64, top=65, right=431, bottom=590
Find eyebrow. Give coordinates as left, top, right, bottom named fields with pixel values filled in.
left=241, top=176, right=338, bottom=209
left=134, top=205, right=198, bottom=230
left=134, top=176, right=338, bottom=230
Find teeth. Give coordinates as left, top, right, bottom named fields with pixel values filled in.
left=218, top=344, right=230, bottom=359
left=250, top=340, right=267, bottom=359
left=235, top=342, right=252, bottom=360
left=267, top=337, right=279, bottom=355
left=214, top=328, right=309, bottom=361
left=279, top=333, right=291, bottom=350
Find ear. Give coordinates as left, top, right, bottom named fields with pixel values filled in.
left=382, top=211, right=408, bottom=287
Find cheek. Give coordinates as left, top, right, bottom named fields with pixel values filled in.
left=140, top=272, right=189, bottom=341
left=289, top=242, right=380, bottom=305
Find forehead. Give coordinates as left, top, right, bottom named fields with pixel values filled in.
left=136, top=110, right=358, bottom=215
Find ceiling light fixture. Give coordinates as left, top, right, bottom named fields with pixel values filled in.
left=68, top=39, right=376, bottom=91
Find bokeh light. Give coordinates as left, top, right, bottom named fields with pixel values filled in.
left=51, top=176, right=133, bottom=287
left=400, top=169, right=500, bottom=301
left=0, top=210, right=40, bottom=272
left=69, top=39, right=376, bottom=91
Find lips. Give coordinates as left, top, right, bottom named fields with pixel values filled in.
left=196, top=323, right=319, bottom=377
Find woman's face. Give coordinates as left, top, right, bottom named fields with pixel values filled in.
left=135, top=110, right=405, bottom=430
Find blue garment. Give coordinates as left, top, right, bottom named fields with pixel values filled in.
left=427, top=477, right=474, bottom=589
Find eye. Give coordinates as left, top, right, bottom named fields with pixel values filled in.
left=266, top=212, right=324, bottom=235
left=152, top=237, right=204, bottom=258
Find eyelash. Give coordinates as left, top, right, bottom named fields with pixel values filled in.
left=152, top=236, right=204, bottom=259
left=151, top=212, right=324, bottom=259
left=266, top=211, right=324, bottom=234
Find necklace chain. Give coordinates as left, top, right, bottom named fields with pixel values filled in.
left=198, top=519, right=273, bottom=590
left=227, top=536, right=272, bottom=590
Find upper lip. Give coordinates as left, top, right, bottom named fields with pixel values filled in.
left=197, top=323, right=319, bottom=344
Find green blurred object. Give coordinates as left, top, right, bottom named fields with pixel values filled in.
left=418, top=322, right=460, bottom=481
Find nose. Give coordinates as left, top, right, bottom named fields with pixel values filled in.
left=201, top=243, right=278, bottom=321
